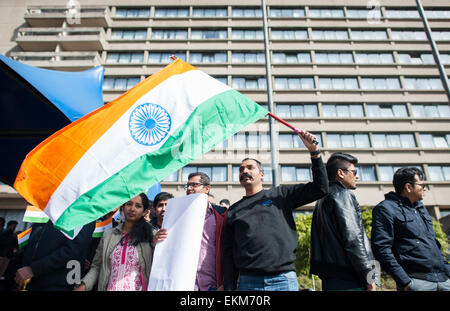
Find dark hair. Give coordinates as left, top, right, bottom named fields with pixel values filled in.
left=122, top=193, right=153, bottom=246
left=393, top=167, right=424, bottom=194
left=219, top=199, right=230, bottom=206
left=326, top=152, right=358, bottom=181
left=187, top=172, right=211, bottom=186
left=241, top=158, right=263, bottom=171
left=153, top=192, right=174, bottom=208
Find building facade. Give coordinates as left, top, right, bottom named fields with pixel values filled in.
left=0, top=0, right=449, bottom=233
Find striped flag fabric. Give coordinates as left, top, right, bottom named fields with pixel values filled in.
left=22, top=205, right=50, bottom=223
left=13, top=59, right=268, bottom=235
left=92, top=217, right=113, bottom=238
left=17, top=227, right=32, bottom=249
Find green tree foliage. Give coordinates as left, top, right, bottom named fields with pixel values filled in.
left=295, top=207, right=449, bottom=291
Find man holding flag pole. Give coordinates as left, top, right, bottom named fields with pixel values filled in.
left=222, top=130, right=328, bottom=291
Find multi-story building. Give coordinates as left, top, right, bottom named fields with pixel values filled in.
left=0, top=0, right=449, bottom=235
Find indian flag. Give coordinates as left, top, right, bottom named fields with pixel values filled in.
left=17, top=227, right=32, bottom=249
left=14, top=59, right=268, bottom=234
left=23, top=205, right=50, bottom=223
left=92, top=217, right=113, bottom=238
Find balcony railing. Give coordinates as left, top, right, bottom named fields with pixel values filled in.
left=24, top=6, right=111, bottom=27
left=16, top=27, right=107, bottom=51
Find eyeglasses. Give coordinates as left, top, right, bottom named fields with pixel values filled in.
left=414, top=183, right=427, bottom=189
left=183, top=182, right=206, bottom=190
left=342, top=169, right=357, bottom=176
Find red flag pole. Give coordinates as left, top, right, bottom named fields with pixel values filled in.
left=267, top=112, right=319, bottom=145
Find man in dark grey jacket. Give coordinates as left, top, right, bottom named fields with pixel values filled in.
left=372, top=167, right=450, bottom=291
left=310, top=152, right=379, bottom=291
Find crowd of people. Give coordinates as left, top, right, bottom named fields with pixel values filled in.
left=0, top=130, right=449, bottom=291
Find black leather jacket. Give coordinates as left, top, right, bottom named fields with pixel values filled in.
left=310, top=181, right=378, bottom=285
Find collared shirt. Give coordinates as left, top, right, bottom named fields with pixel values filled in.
left=195, top=204, right=217, bottom=290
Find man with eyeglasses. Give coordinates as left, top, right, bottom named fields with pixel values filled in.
left=310, top=152, right=379, bottom=291
left=371, top=167, right=450, bottom=291
left=154, top=172, right=227, bottom=291
left=222, top=131, right=328, bottom=291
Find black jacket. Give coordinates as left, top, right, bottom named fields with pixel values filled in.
left=371, top=192, right=450, bottom=288
left=310, top=181, right=377, bottom=286
left=21, top=221, right=95, bottom=291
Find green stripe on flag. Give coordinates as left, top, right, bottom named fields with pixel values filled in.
left=54, top=89, right=268, bottom=231
left=23, top=216, right=50, bottom=224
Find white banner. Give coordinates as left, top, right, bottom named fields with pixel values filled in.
left=147, top=193, right=207, bottom=291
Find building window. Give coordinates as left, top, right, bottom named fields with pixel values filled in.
left=151, top=29, right=187, bottom=40
left=391, top=30, right=427, bottom=40
left=192, top=7, right=227, bottom=17
left=372, top=133, right=416, bottom=148
left=232, top=77, right=266, bottom=90
left=432, top=31, right=450, bottom=41
left=163, top=171, right=178, bottom=182
left=378, top=165, right=422, bottom=181
left=212, top=76, right=228, bottom=85
left=148, top=52, right=186, bottom=63
left=356, top=165, right=377, bottom=181
left=425, top=10, right=450, bottom=19
left=398, top=53, right=434, bottom=64
left=355, top=52, right=394, bottom=64
left=106, top=52, right=144, bottom=64
left=346, top=8, right=380, bottom=19
left=360, top=78, right=401, bottom=89
left=385, top=9, right=419, bottom=19
left=411, top=104, right=450, bottom=118
left=232, top=7, right=262, bottom=17
left=404, top=78, right=443, bottom=90
left=103, top=77, right=140, bottom=90
left=269, top=7, right=305, bottom=17
left=351, top=30, right=387, bottom=40
left=276, top=104, right=318, bottom=118
left=322, top=104, right=364, bottom=117
left=181, top=166, right=227, bottom=182
left=279, top=133, right=322, bottom=148
left=308, top=8, right=344, bottom=18
left=154, top=8, right=189, bottom=17
left=315, top=52, right=353, bottom=64
left=281, top=166, right=312, bottom=182
left=428, top=166, right=450, bottom=181
left=326, top=133, right=370, bottom=148
left=272, top=52, right=311, bottom=64
left=111, top=29, right=147, bottom=40
left=232, top=133, right=270, bottom=149
left=311, top=29, right=348, bottom=40
left=232, top=29, right=263, bottom=40
left=275, top=77, right=315, bottom=89
left=190, top=52, right=227, bottom=63
left=318, top=77, right=359, bottom=90
left=366, top=104, right=408, bottom=118
left=192, top=29, right=227, bottom=40
left=116, top=8, right=150, bottom=18
left=232, top=52, right=265, bottom=63
left=271, top=29, right=308, bottom=40
left=420, top=134, right=450, bottom=148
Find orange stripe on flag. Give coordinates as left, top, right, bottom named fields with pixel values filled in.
left=14, top=60, right=196, bottom=209
left=17, top=227, right=32, bottom=240
left=95, top=217, right=112, bottom=228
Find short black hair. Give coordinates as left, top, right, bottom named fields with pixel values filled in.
left=219, top=199, right=230, bottom=206
left=393, top=167, right=424, bottom=194
left=188, top=172, right=211, bottom=186
left=153, top=192, right=174, bottom=208
left=241, top=158, right=263, bottom=171
left=326, top=152, right=358, bottom=181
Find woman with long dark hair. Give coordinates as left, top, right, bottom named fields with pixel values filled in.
left=74, top=193, right=153, bottom=291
